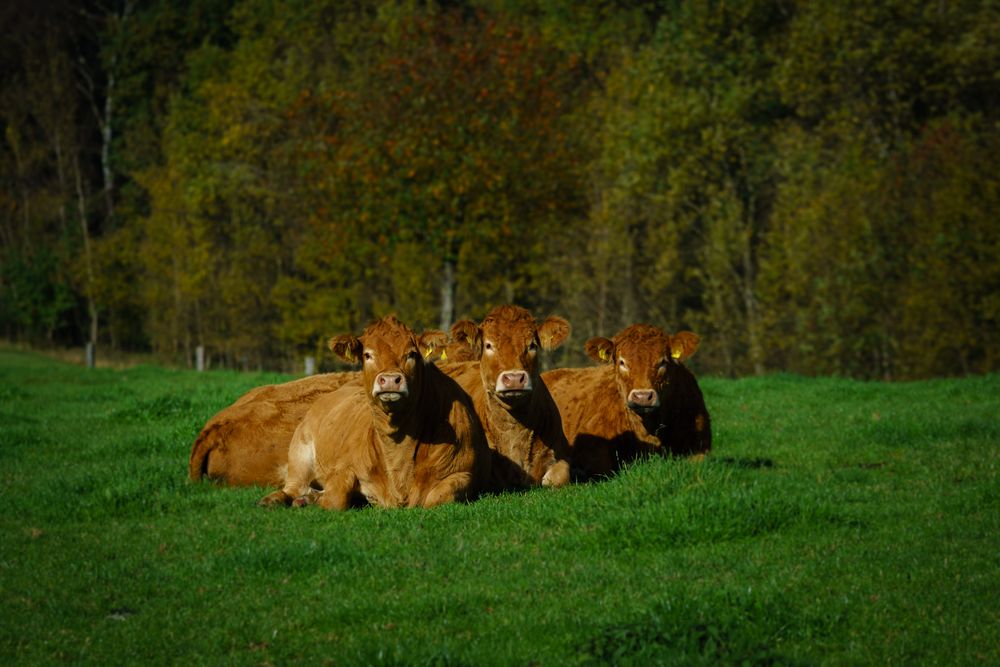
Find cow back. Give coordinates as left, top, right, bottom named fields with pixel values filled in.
left=542, top=365, right=652, bottom=478
left=189, top=371, right=360, bottom=486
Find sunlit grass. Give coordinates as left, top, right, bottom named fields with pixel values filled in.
left=2, top=348, right=998, bottom=665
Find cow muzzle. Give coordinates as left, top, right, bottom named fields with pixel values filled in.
left=373, top=372, right=409, bottom=403
left=626, top=388, right=660, bottom=412
left=494, top=370, right=532, bottom=400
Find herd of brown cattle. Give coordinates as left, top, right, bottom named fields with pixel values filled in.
left=188, top=304, right=711, bottom=510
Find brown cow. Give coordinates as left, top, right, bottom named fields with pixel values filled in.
left=187, top=336, right=462, bottom=487
left=188, top=372, right=359, bottom=487
left=259, top=315, right=490, bottom=509
left=445, top=304, right=573, bottom=490
left=542, top=324, right=711, bottom=479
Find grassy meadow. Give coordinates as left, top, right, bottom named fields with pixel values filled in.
left=1, top=347, right=998, bottom=665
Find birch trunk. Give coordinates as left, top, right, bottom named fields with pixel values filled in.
left=73, top=156, right=98, bottom=347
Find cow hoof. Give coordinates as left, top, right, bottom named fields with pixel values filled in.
left=258, top=491, right=290, bottom=507
left=541, top=461, right=571, bottom=488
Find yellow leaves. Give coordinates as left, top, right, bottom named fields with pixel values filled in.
left=220, top=121, right=253, bottom=149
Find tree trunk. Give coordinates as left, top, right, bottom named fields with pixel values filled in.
left=73, top=155, right=98, bottom=347
left=741, top=231, right=764, bottom=376
left=739, top=186, right=765, bottom=376
left=53, top=130, right=69, bottom=236
left=7, top=128, right=32, bottom=254
left=439, top=256, right=456, bottom=331
left=100, top=67, right=115, bottom=222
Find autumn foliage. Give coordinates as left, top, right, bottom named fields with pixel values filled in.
left=2, top=0, right=998, bottom=378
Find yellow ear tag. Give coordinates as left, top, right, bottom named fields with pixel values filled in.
left=671, top=348, right=682, bottom=359
left=345, top=351, right=356, bottom=363
left=423, top=347, right=433, bottom=359
left=599, top=349, right=609, bottom=361
left=441, top=349, right=448, bottom=361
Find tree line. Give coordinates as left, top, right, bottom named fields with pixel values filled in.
left=2, top=0, right=998, bottom=378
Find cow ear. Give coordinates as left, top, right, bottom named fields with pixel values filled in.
left=584, top=337, right=615, bottom=364
left=669, top=331, right=701, bottom=362
left=449, top=319, right=483, bottom=359
left=418, top=329, right=448, bottom=361
left=328, top=335, right=363, bottom=364
left=441, top=342, right=476, bottom=362
left=538, top=316, right=571, bottom=351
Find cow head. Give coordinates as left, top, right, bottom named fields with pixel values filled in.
left=450, top=304, right=570, bottom=406
left=329, top=315, right=447, bottom=414
left=585, top=324, right=700, bottom=415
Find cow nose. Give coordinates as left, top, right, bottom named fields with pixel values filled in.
left=377, top=372, right=403, bottom=389
left=499, top=371, right=528, bottom=390
left=627, top=389, right=658, bottom=407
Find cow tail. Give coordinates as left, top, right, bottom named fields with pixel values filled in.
left=188, top=423, right=223, bottom=481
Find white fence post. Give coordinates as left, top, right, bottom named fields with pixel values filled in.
left=196, top=345, right=205, bottom=372
left=304, top=356, right=316, bottom=376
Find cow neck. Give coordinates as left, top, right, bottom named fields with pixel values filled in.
left=365, top=400, right=420, bottom=505
left=374, top=364, right=446, bottom=468
left=520, top=377, right=570, bottom=466
left=602, top=365, right=663, bottom=447
left=622, top=399, right=668, bottom=446
left=367, top=375, right=425, bottom=449
left=481, top=386, right=538, bottom=462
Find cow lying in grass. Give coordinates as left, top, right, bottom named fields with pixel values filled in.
left=259, top=315, right=490, bottom=509
left=189, top=307, right=568, bottom=493
left=188, top=372, right=358, bottom=487
left=542, top=324, right=711, bottom=479
left=445, top=304, right=573, bottom=490
left=187, top=340, right=471, bottom=488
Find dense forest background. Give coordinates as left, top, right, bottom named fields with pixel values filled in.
left=2, top=0, right=998, bottom=378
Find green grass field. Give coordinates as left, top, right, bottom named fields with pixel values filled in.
left=1, top=347, right=998, bottom=666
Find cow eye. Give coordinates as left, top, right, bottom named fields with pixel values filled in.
left=527, top=341, right=538, bottom=352
left=363, top=351, right=373, bottom=362
left=484, top=341, right=494, bottom=353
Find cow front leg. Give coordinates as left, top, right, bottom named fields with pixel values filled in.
left=262, top=429, right=318, bottom=507
left=541, top=459, right=570, bottom=488
left=259, top=489, right=293, bottom=507
left=420, top=472, right=474, bottom=508
left=315, top=469, right=358, bottom=511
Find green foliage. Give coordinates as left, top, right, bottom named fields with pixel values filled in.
left=753, top=0, right=1000, bottom=378
left=1, top=351, right=999, bottom=664
left=2, top=0, right=998, bottom=377
left=0, top=247, right=76, bottom=342
left=890, top=117, right=1000, bottom=375
left=315, top=7, right=588, bottom=327
left=569, top=0, right=788, bottom=373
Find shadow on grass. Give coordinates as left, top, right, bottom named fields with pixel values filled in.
left=576, top=593, right=820, bottom=666
left=714, top=456, right=776, bottom=469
